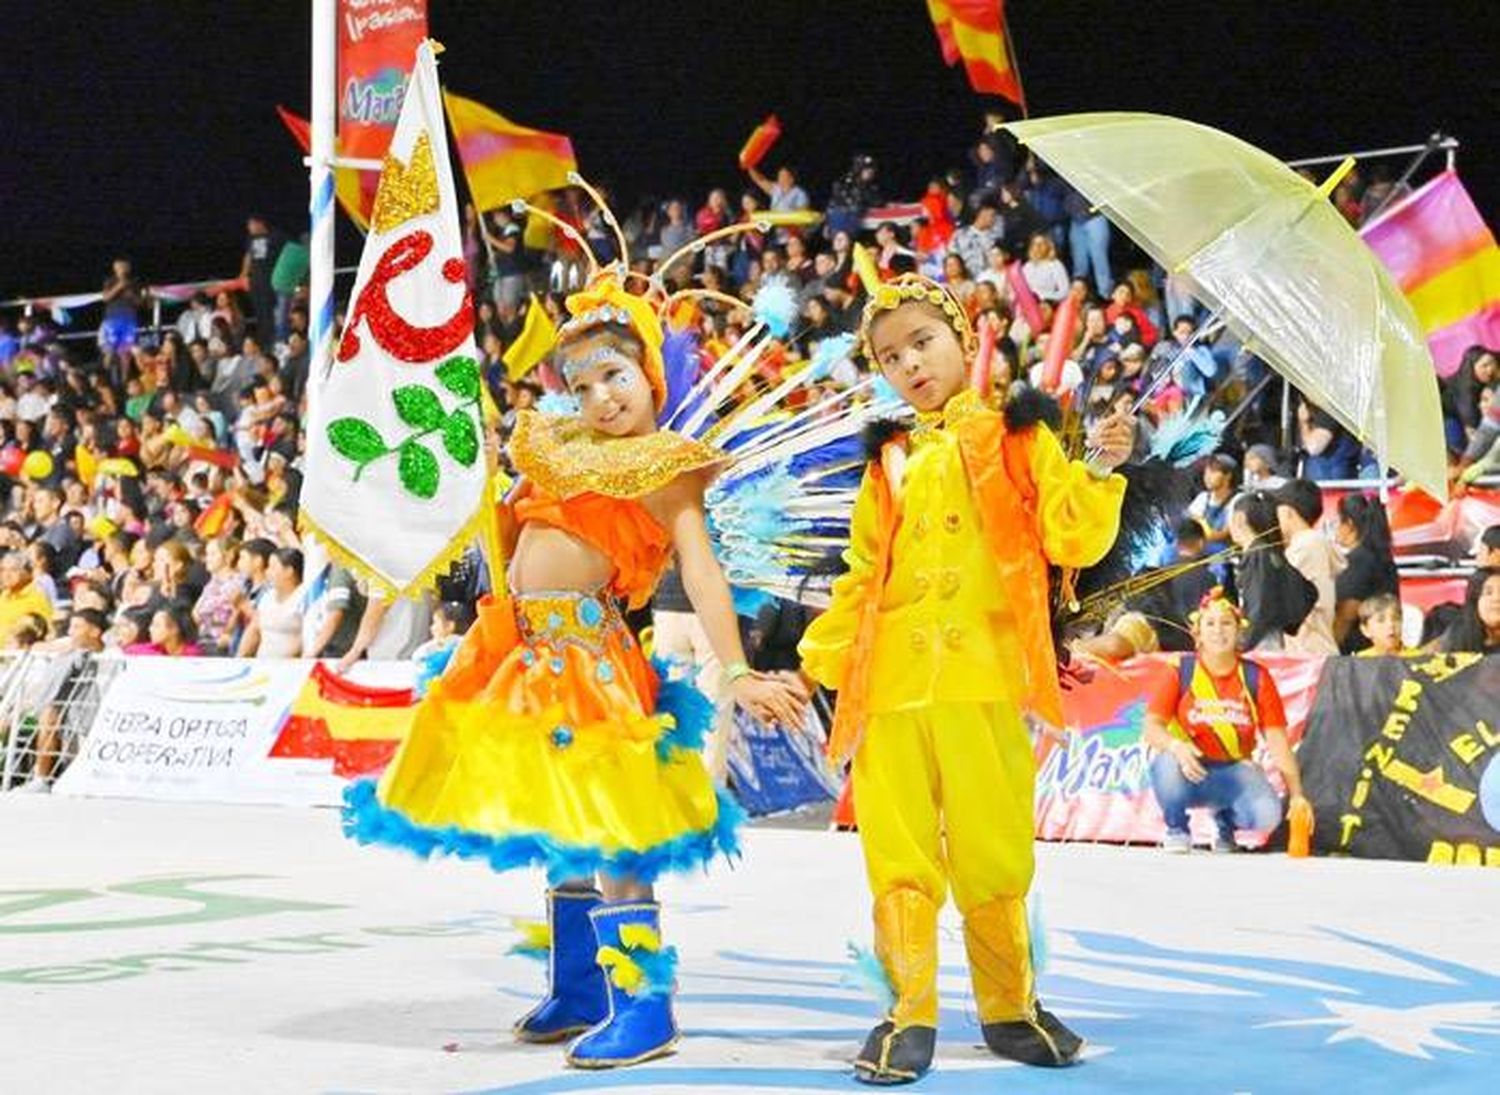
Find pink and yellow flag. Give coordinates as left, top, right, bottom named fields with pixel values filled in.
left=442, top=91, right=577, bottom=211
left=1361, top=170, right=1500, bottom=377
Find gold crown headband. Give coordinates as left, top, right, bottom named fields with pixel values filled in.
left=857, top=274, right=978, bottom=366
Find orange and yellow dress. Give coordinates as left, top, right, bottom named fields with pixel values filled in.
left=343, top=411, right=742, bottom=883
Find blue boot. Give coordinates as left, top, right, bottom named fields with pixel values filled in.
left=513, top=889, right=609, bottom=1043
left=566, top=901, right=680, bottom=1068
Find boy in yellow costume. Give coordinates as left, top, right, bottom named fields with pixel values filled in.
left=799, top=276, right=1133, bottom=1084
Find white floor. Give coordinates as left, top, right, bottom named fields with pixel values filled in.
left=3, top=795, right=1498, bottom=1094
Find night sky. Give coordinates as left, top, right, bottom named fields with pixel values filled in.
left=4, top=1, right=1494, bottom=302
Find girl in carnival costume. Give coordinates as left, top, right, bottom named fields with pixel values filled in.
left=799, top=274, right=1135, bottom=1084
left=344, top=184, right=886, bottom=1069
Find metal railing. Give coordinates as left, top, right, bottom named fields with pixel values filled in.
left=0, top=652, right=127, bottom=792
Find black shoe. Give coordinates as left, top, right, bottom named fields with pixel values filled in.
left=854, top=1021, right=937, bottom=1085
left=980, top=1006, right=1084, bottom=1067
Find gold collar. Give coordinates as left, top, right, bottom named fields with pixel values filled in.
left=509, top=411, right=726, bottom=500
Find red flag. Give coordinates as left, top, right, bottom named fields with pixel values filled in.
left=276, top=105, right=371, bottom=230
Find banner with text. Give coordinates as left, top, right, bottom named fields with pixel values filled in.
left=1035, top=653, right=1326, bottom=846
left=1297, top=653, right=1500, bottom=865
left=54, top=659, right=418, bottom=806
left=338, top=0, right=428, bottom=220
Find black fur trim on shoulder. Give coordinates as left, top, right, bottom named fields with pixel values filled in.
left=862, top=418, right=908, bottom=462
left=1004, top=385, right=1063, bottom=432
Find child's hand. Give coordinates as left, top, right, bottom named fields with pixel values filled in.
left=732, top=672, right=808, bottom=728
left=1086, top=409, right=1136, bottom=470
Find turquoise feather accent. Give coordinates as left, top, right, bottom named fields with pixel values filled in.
left=752, top=281, right=799, bottom=339
left=342, top=780, right=746, bottom=886
left=842, top=942, right=896, bottom=1013
left=1149, top=408, right=1226, bottom=467
left=1028, top=890, right=1050, bottom=975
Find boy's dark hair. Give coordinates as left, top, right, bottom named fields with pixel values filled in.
left=1175, top=518, right=1206, bottom=546
left=1275, top=478, right=1324, bottom=526
left=1358, top=592, right=1401, bottom=624
left=437, top=600, right=475, bottom=633
left=74, top=607, right=110, bottom=633
left=1481, top=524, right=1500, bottom=551
left=241, top=538, right=276, bottom=565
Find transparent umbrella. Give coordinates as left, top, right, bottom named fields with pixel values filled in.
left=1006, top=112, right=1447, bottom=498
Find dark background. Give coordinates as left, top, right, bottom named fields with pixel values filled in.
left=4, top=1, right=1494, bottom=301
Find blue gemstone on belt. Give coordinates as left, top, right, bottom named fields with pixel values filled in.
left=596, top=662, right=615, bottom=684
left=577, top=597, right=604, bottom=627
left=549, top=657, right=565, bottom=675
left=521, top=649, right=536, bottom=666
left=547, top=612, right=565, bottom=631
left=550, top=725, right=574, bottom=748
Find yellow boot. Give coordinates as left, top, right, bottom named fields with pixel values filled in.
left=964, top=895, right=1083, bottom=1067
left=854, top=888, right=939, bottom=1086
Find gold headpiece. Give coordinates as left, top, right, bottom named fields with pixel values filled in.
left=511, top=174, right=774, bottom=411
left=857, top=273, right=977, bottom=365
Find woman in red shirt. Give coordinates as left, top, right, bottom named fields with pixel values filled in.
left=1142, top=589, right=1310, bottom=852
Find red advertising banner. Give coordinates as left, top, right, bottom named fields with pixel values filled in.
left=338, top=0, right=428, bottom=220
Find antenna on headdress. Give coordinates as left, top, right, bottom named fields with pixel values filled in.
left=510, top=198, right=600, bottom=281
left=656, top=220, right=774, bottom=289
left=566, top=172, right=630, bottom=271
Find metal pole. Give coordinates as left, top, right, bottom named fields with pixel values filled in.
left=1364, top=135, right=1444, bottom=224
left=1281, top=379, right=1293, bottom=456
left=1285, top=136, right=1458, bottom=168
left=310, top=0, right=337, bottom=383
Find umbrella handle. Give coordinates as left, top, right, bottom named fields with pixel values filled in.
left=1084, top=303, right=1227, bottom=464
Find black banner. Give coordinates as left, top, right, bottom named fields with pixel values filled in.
left=1299, top=654, right=1500, bottom=864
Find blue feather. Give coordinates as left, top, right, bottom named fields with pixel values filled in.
left=808, top=333, right=856, bottom=381
left=1149, top=409, right=1226, bottom=467
left=659, top=329, right=704, bottom=426
left=841, top=942, right=896, bottom=1013
left=752, top=281, right=799, bottom=339
left=413, top=643, right=457, bottom=698
left=629, top=944, right=680, bottom=999
left=872, top=375, right=901, bottom=404
left=536, top=391, right=581, bottom=417
left=1028, top=890, right=1049, bottom=975
left=341, top=779, right=746, bottom=887
left=1125, top=520, right=1172, bottom=574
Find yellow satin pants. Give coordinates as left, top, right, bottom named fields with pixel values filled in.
left=853, top=701, right=1038, bottom=1027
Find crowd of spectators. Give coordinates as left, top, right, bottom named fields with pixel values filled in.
left=0, top=121, right=1497, bottom=790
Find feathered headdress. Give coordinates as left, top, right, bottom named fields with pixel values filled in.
left=511, top=174, right=901, bottom=606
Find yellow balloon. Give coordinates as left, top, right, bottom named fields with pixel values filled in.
left=21, top=450, right=53, bottom=481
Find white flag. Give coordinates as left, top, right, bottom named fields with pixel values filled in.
left=301, top=40, right=487, bottom=598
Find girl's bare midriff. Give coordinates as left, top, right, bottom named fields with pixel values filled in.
left=508, top=523, right=615, bottom=595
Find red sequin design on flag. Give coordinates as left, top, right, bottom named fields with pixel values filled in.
left=337, top=231, right=474, bottom=364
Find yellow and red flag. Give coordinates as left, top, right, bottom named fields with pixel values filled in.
left=738, top=114, right=782, bottom=170
left=269, top=663, right=414, bottom=779
left=443, top=91, right=577, bottom=211
left=926, top=0, right=1024, bottom=106
left=1361, top=170, right=1500, bottom=377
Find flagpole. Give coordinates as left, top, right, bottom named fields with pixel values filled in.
left=310, top=0, right=337, bottom=383
left=1000, top=4, right=1029, bottom=119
